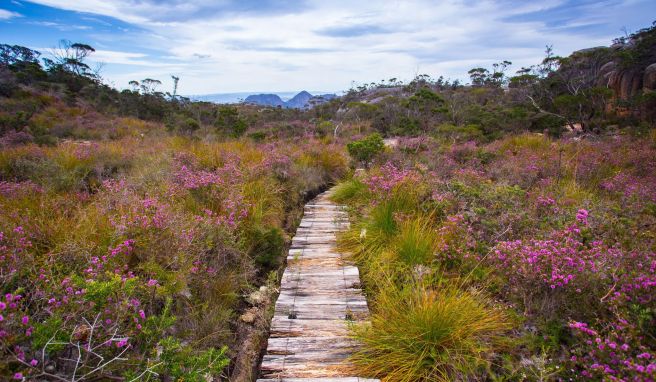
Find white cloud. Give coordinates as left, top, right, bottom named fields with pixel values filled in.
left=0, top=9, right=22, bottom=19
left=91, top=49, right=166, bottom=66
left=27, top=20, right=91, bottom=30
left=22, top=0, right=656, bottom=94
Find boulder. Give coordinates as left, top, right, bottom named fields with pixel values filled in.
left=604, top=68, right=643, bottom=100
left=644, top=63, right=656, bottom=90
left=598, top=61, right=617, bottom=87
left=240, top=310, right=256, bottom=324
left=247, top=290, right=265, bottom=305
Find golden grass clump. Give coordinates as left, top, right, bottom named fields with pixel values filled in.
left=351, top=282, right=510, bottom=382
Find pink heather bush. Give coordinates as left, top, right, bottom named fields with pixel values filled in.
left=569, top=319, right=656, bottom=380
left=601, top=172, right=656, bottom=204
left=364, top=161, right=419, bottom=197
left=488, top=208, right=656, bottom=378
left=490, top=209, right=655, bottom=315
left=397, top=136, right=432, bottom=153
left=0, top=181, right=42, bottom=198
left=0, top=230, right=154, bottom=378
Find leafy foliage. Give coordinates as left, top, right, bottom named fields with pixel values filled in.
left=346, top=133, right=385, bottom=164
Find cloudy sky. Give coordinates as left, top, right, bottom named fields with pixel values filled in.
left=1, top=0, right=654, bottom=95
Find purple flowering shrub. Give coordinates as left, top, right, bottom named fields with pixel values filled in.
left=489, top=208, right=656, bottom=375
left=568, top=319, right=656, bottom=380
left=363, top=161, right=421, bottom=199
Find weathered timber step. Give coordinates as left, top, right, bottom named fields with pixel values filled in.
left=259, top=190, right=377, bottom=381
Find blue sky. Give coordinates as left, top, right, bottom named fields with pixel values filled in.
left=1, top=0, right=654, bottom=95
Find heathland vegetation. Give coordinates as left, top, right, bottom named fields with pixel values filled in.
left=1, top=21, right=655, bottom=381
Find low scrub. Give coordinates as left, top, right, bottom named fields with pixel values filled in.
left=335, top=132, right=656, bottom=381
left=0, top=135, right=348, bottom=380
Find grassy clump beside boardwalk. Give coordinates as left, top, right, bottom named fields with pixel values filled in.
left=351, top=281, right=509, bottom=382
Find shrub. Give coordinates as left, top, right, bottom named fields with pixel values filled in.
left=181, top=117, right=200, bottom=133
left=214, top=106, right=247, bottom=137
left=435, top=123, right=483, bottom=142
left=247, top=130, right=267, bottom=142
left=0, top=135, right=349, bottom=380
left=347, top=133, right=385, bottom=165
left=150, top=337, right=230, bottom=381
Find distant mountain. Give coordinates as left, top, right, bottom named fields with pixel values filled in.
left=244, top=91, right=338, bottom=109
left=285, top=91, right=313, bottom=109
left=244, top=93, right=285, bottom=107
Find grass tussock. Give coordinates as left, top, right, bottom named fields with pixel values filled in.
left=391, top=216, right=436, bottom=266
left=351, top=282, right=509, bottom=382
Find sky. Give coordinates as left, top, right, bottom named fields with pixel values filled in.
left=1, top=0, right=655, bottom=95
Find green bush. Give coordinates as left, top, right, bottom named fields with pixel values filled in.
left=148, top=337, right=229, bottom=382
left=346, top=133, right=385, bottom=165
left=214, top=105, right=247, bottom=137
left=435, top=123, right=483, bottom=142
left=248, top=130, right=267, bottom=142
left=391, top=116, right=421, bottom=136
left=182, top=117, right=200, bottom=133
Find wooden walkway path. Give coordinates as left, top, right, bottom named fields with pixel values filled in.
left=258, top=190, right=377, bottom=382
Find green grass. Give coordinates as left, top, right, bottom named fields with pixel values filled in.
left=338, top=192, right=418, bottom=264
left=330, top=177, right=368, bottom=203
left=392, top=216, right=436, bottom=266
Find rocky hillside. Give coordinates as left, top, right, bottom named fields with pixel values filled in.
left=561, top=21, right=655, bottom=110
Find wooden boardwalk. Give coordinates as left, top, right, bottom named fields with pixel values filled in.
left=258, top=190, right=377, bottom=382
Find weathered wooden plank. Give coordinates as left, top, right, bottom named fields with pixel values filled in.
left=282, top=265, right=360, bottom=276
left=289, top=247, right=342, bottom=255
left=291, top=238, right=338, bottom=245
left=295, top=226, right=345, bottom=231
left=260, top=361, right=355, bottom=379
left=277, top=288, right=364, bottom=299
left=292, top=232, right=339, bottom=237
left=298, top=222, right=350, bottom=228
left=274, top=304, right=369, bottom=320
left=279, top=278, right=361, bottom=292
left=264, top=338, right=359, bottom=364
left=275, top=294, right=368, bottom=307
left=298, top=218, right=347, bottom=222
left=279, top=275, right=361, bottom=289
left=270, top=318, right=350, bottom=337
